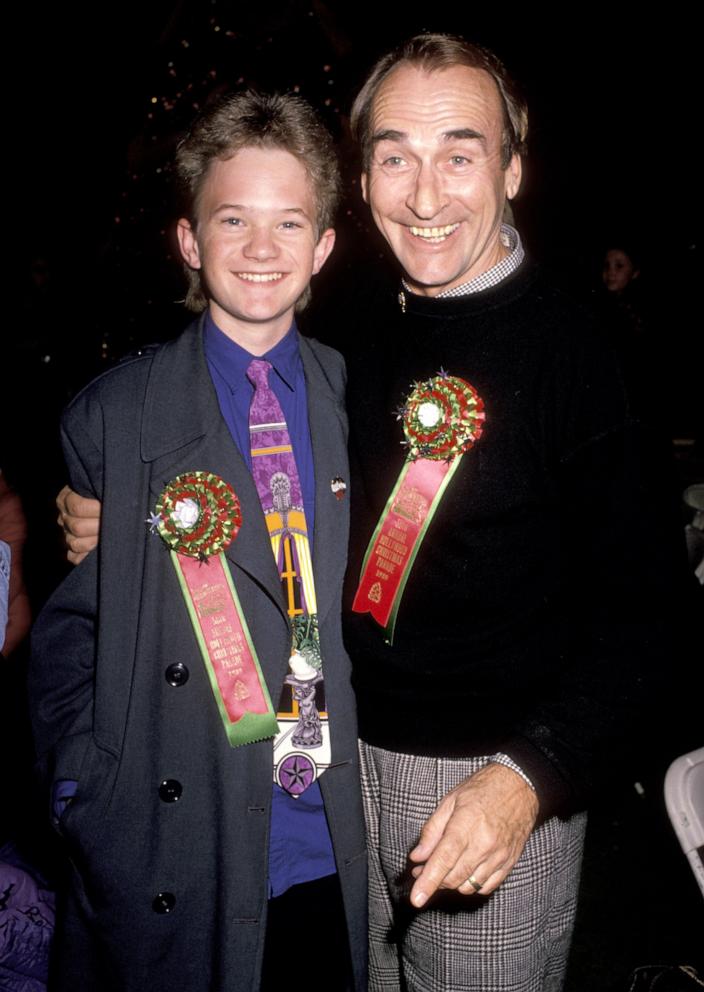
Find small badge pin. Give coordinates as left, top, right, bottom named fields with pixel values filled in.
left=331, top=477, right=347, bottom=501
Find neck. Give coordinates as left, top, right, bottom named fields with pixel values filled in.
left=207, top=303, right=293, bottom=355
left=406, top=241, right=510, bottom=299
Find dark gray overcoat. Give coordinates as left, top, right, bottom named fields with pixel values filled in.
left=30, top=320, right=367, bottom=991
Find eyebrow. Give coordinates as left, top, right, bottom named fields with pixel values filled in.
left=442, top=128, right=486, bottom=148
left=372, top=127, right=487, bottom=149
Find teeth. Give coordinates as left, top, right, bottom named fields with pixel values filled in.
left=237, top=272, right=284, bottom=282
left=409, top=224, right=459, bottom=241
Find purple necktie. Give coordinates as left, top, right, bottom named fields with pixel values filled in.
left=247, top=359, right=329, bottom=796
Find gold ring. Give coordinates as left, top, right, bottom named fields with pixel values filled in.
left=467, top=874, right=483, bottom=892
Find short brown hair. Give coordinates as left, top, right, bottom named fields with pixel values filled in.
left=351, top=33, right=528, bottom=173
left=176, top=90, right=340, bottom=312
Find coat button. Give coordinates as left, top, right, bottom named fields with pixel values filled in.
left=165, top=662, right=189, bottom=687
left=159, top=779, right=182, bottom=803
left=152, top=892, right=176, bottom=914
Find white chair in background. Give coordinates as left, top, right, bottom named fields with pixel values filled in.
left=664, top=747, right=704, bottom=899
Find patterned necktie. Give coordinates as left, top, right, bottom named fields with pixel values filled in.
left=247, top=358, right=329, bottom=796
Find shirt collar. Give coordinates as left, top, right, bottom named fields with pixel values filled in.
left=401, top=224, right=524, bottom=300
left=203, top=312, right=301, bottom=392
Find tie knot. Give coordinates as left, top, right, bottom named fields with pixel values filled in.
left=246, top=358, right=273, bottom=389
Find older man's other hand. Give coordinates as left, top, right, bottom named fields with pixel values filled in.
left=408, top=761, right=539, bottom=907
left=57, top=485, right=101, bottom=565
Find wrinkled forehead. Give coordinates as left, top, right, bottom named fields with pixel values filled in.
left=369, top=63, right=505, bottom=146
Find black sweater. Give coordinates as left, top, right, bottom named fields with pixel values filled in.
left=341, top=261, right=681, bottom=819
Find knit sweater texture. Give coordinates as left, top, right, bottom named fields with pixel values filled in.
left=341, top=261, right=678, bottom=819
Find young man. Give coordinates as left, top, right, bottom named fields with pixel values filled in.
left=31, top=92, right=366, bottom=992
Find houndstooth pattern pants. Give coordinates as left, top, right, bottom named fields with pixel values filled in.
left=359, top=741, right=587, bottom=992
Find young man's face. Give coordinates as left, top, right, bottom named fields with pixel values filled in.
left=361, top=63, right=521, bottom=297
left=178, top=146, right=335, bottom=351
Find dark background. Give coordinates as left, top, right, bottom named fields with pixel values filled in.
left=16, top=2, right=699, bottom=360
left=7, top=4, right=703, bottom=988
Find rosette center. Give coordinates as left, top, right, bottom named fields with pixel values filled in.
left=417, top=402, right=443, bottom=428
left=173, top=497, right=201, bottom=530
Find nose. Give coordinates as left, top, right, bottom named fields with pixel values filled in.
left=406, top=161, right=446, bottom=219
left=243, top=225, right=279, bottom=261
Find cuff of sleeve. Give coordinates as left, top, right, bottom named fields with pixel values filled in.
left=499, top=735, right=580, bottom=821
left=489, top=752, right=535, bottom=790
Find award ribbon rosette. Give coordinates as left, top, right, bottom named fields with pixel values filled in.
left=352, top=373, right=485, bottom=643
left=152, top=471, right=278, bottom=747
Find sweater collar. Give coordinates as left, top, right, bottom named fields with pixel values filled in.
left=397, top=255, right=538, bottom=320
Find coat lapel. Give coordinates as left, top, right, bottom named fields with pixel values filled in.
left=138, top=323, right=348, bottom=633
left=140, top=320, right=287, bottom=623
left=300, top=336, right=350, bottom=628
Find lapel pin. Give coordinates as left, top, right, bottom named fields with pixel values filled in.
left=331, top=477, right=347, bottom=501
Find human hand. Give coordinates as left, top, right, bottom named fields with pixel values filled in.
left=56, top=485, right=101, bottom=564
left=409, top=762, right=539, bottom=907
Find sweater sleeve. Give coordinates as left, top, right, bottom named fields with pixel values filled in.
left=502, top=332, right=691, bottom=818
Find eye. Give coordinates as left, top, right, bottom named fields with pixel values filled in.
left=382, top=155, right=405, bottom=167
left=450, top=155, right=471, bottom=166
left=222, top=216, right=243, bottom=226
left=280, top=220, right=303, bottom=230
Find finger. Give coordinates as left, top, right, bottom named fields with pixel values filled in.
left=456, top=871, right=487, bottom=896
left=56, top=485, right=71, bottom=516
left=463, top=861, right=510, bottom=897
left=66, top=491, right=101, bottom=520
left=66, top=533, right=96, bottom=554
left=64, top=515, right=100, bottom=540
left=410, top=828, right=470, bottom=906
left=409, top=796, right=455, bottom=863
left=67, top=550, right=88, bottom=566
left=455, top=841, right=523, bottom=897
left=454, top=851, right=505, bottom=895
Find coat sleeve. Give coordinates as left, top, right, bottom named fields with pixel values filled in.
left=29, top=398, right=105, bottom=791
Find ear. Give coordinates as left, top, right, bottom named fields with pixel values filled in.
left=177, top=218, right=202, bottom=269
left=504, top=154, right=522, bottom=201
left=312, top=227, right=336, bottom=275
left=361, top=172, right=369, bottom=204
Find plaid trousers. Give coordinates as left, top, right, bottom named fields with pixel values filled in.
left=360, top=741, right=586, bottom=992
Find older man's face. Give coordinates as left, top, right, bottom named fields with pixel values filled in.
left=362, top=63, right=521, bottom=296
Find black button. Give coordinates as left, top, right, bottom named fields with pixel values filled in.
left=159, top=779, right=182, bottom=803
left=165, top=662, right=189, bottom=687
left=152, top=892, right=176, bottom=914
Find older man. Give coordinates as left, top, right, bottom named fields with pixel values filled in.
left=340, top=34, right=675, bottom=992
left=58, top=35, right=675, bottom=992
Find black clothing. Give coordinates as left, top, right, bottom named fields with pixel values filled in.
left=342, top=262, right=682, bottom=820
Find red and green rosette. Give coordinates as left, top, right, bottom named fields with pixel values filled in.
left=400, top=373, right=485, bottom=461
left=152, top=471, right=278, bottom=747
left=154, top=471, right=242, bottom=559
left=353, top=372, right=485, bottom=643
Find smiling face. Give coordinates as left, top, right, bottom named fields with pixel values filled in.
left=361, top=63, right=521, bottom=297
left=177, top=146, right=335, bottom=353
